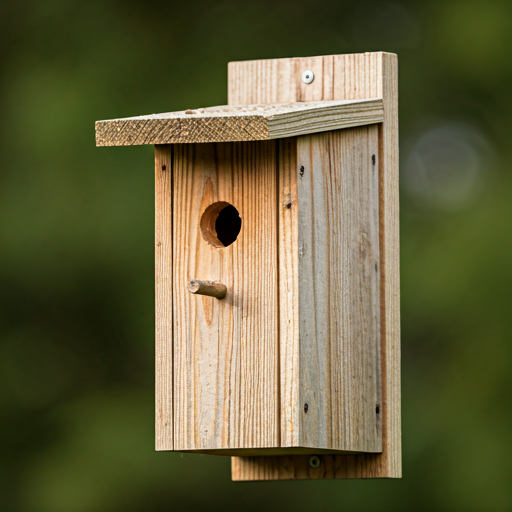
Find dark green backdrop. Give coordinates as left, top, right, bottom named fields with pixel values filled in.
left=1, top=0, right=511, bottom=511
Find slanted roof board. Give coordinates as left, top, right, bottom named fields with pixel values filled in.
left=95, top=99, right=383, bottom=146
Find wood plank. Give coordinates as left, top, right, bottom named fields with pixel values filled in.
left=228, top=58, right=295, bottom=105
left=296, top=126, right=381, bottom=453
left=229, top=52, right=401, bottom=480
left=277, top=137, right=300, bottom=448
left=172, top=141, right=280, bottom=451
left=155, top=145, right=174, bottom=451
left=374, top=52, right=401, bottom=480
left=95, top=99, right=383, bottom=146
left=277, top=128, right=382, bottom=455
left=228, top=56, right=335, bottom=105
left=232, top=454, right=382, bottom=480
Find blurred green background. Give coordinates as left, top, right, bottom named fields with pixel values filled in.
left=1, top=0, right=511, bottom=510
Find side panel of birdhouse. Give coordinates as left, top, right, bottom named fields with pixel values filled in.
left=172, top=141, right=280, bottom=452
left=278, top=128, right=381, bottom=454
left=296, top=125, right=382, bottom=453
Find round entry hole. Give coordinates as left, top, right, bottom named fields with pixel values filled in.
left=200, top=202, right=241, bottom=248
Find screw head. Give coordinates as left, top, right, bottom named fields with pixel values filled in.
left=309, top=456, right=321, bottom=468
left=302, top=70, right=315, bottom=84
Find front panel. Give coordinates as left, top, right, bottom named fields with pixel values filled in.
left=172, top=141, right=279, bottom=452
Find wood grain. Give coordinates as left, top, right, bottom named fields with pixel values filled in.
left=155, top=145, right=174, bottom=451
left=187, top=279, right=227, bottom=299
left=229, top=52, right=401, bottom=480
left=232, top=453, right=384, bottom=480
left=277, top=129, right=382, bottom=454
left=277, top=137, right=300, bottom=448
left=296, top=126, right=381, bottom=454
left=95, top=100, right=383, bottom=146
left=172, top=141, right=280, bottom=452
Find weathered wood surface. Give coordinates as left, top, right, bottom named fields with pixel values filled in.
left=295, top=126, right=382, bottom=453
left=277, top=129, right=382, bottom=454
left=229, top=52, right=401, bottom=480
left=277, top=137, right=300, bottom=449
left=155, top=145, right=174, bottom=451
left=95, top=99, right=383, bottom=146
left=172, top=141, right=280, bottom=452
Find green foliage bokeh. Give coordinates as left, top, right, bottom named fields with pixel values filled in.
left=1, top=0, right=511, bottom=511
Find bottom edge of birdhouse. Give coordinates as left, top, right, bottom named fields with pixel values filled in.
left=162, top=446, right=381, bottom=457
left=230, top=453, right=401, bottom=481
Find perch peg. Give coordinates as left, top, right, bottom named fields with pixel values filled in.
left=188, top=279, right=227, bottom=299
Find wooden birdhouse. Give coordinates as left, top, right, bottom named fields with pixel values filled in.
left=95, top=52, right=401, bottom=481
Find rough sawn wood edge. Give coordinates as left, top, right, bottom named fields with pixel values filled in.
left=229, top=52, right=401, bottom=481
left=95, top=99, right=383, bottom=146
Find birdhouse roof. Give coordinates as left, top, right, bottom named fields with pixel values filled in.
left=95, top=99, right=383, bottom=147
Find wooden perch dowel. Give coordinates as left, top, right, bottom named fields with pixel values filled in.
left=188, top=279, right=227, bottom=299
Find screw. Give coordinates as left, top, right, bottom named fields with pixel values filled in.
left=302, top=70, right=314, bottom=84
left=309, top=456, right=321, bottom=468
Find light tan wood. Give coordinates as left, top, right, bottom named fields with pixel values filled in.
left=172, top=141, right=280, bottom=451
left=296, top=126, right=381, bottom=453
left=95, top=99, right=383, bottom=146
left=277, top=137, right=300, bottom=448
left=229, top=52, right=401, bottom=480
left=188, top=279, right=227, bottom=299
left=155, top=145, right=174, bottom=451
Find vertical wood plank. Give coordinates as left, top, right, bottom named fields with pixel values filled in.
left=228, top=59, right=295, bottom=105
left=297, top=126, right=381, bottom=453
left=172, top=141, right=280, bottom=451
left=377, top=52, right=401, bottom=478
left=277, top=137, right=300, bottom=448
left=229, top=52, right=401, bottom=479
left=293, top=56, right=334, bottom=102
left=155, top=145, right=174, bottom=451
